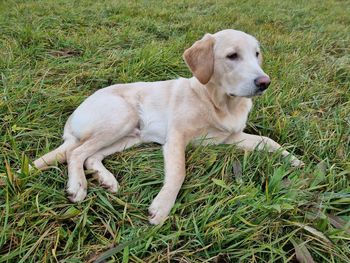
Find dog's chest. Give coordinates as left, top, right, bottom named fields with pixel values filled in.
left=215, top=111, right=248, bottom=133
left=202, top=99, right=252, bottom=142
left=215, top=98, right=252, bottom=130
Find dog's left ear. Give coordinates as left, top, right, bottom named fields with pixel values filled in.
left=183, top=34, right=215, bottom=85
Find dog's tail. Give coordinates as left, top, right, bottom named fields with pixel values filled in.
left=33, top=138, right=79, bottom=171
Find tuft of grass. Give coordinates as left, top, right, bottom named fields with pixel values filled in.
left=1, top=0, right=349, bottom=262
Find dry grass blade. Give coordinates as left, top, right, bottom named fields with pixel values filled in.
left=48, top=49, right=82, bottom=58
left=291, top=238, right=315, bottom=263
left=291, top=222, right=332, bottom=245
left=327, top=214, right=350, bottom=234
left=232, top=160, right=243, bottom=183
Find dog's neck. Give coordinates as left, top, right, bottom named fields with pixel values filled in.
left=190, top=77, right=251, bottom=113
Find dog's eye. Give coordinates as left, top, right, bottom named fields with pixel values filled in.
left=227, top=53, right=238, bottom=60
left=256, top=52, right=260, bottom=57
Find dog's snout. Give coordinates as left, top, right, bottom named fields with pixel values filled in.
left=254, top=76, right=271, bottom=91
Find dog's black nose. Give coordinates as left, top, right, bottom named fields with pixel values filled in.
left=254, top=76, right=271, bottom=91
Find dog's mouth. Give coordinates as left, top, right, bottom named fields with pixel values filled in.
left=228, top=91, right=265, bottom=98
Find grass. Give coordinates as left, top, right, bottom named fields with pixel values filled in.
left=0, top=0, right=349, bottom=262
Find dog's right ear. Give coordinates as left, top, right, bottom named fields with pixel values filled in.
left=183, top=34, right=215, bottom=85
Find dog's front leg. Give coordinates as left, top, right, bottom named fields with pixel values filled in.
left=149, top=132, right=186, bottom=225
left=226, top=132, right=304, bottom=167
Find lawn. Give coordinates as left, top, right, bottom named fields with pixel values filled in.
left=0, top=0, right=349, bottom=262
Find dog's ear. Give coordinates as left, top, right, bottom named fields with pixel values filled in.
left=183, top=34, right=215, bottom=85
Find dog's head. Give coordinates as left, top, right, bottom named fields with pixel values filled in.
left=183, top=29, right=270, bottom=98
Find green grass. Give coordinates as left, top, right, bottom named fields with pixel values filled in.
left=1, top=0, right=349, bottom=262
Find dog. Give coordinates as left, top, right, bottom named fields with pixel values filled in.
left=33, top=29, right=304, bottom=225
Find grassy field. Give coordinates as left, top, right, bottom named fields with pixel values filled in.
left=1, top=0, right=349, bottom=262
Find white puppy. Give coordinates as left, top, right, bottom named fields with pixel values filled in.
left=33, top=29, right=303, bottom=225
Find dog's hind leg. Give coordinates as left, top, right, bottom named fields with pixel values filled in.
left=66, top=108, right=139, bottom=202
left=84, top=135, right=141, bottom=193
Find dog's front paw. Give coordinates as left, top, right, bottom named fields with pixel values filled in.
left=67, top=179, right=87, bottom=202
left=148, top=194, right=174, bottom=225
left=148, top=204, right=169, bottom=225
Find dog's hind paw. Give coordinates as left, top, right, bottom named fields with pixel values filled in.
left=67, top=180, right=87, bottom=202
left=101, top=178, right=119, bottom=193
left=94, top=171, right=119, bottom=193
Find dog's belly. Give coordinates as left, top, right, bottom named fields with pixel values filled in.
left=138, top=107, right=167, bottom=144
left=69, top=89, right=135, bottom=140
